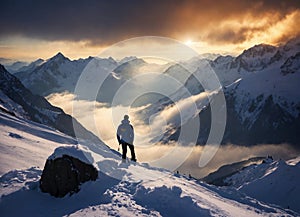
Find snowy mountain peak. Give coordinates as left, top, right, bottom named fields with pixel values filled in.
left=283, top=37, right=300, bottom=52
left=48, top=52, right=69, bottom=62
left=118, top=56, right=138, bottom=64
left=214, top=55, right=234, bottom=64
left=240, top=44, right=277, bottom=58
left=212, top=55, right=234, bottom=69
left=33, top=58, right=44, bottom=64
left=17, top=58, right=45, bottom=73
left=281, top=52, right=300, bottom=75
left=114, top=57, right=146, bottom=75
left=107, top=56, right=115, bottom=62
left=231, top=43, right=278, bottom=72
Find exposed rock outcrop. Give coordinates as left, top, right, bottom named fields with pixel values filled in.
left=40, top=152, right=98, bottom=197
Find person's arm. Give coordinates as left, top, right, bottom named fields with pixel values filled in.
left=117, top=126, right=121, bottom=144
left=130, top=125, right=134, bottom=142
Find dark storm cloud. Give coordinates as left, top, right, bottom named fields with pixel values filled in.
left=1, top=0, right=299, bottom=45
left=0, top=0, right=180, bottom=44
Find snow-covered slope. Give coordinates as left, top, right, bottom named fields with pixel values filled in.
left=224, top=158, right=300, bottom=213
left=0, top=112, right=77, bottom=175
left=202, top=157, right=266, bottom=185
left=0, top=64, right=102, bottom=143
left=16, top=58, right=45, bottom=74
left=0, top=111, right=295, bottom=216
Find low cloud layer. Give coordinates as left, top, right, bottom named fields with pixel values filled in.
left=177, top=143, right=299, bottom=178
left=48, top=92, right=300, bottom=178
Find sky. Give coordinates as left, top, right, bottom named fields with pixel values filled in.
left=0, top=0, right=299, bottom=61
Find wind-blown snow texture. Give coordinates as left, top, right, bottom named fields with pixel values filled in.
left=0, top=111, right=297, bottom=217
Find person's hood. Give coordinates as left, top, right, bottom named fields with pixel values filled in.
left=121, top=119, right=130, bottom=124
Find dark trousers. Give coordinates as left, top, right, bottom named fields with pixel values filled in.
left=121, top=142, right=136, bottom=161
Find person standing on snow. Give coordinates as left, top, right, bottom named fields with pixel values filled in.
left=117, top=115, right=136, bottom=162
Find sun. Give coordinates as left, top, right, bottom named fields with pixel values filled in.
left=184, top=39, right=193, bottom=46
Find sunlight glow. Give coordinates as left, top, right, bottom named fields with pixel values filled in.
left=184, top=39, right=193, bottom=46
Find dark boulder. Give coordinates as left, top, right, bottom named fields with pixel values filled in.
left=40, top=154, right=98, bottom=197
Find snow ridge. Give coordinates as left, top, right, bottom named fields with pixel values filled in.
left=225, top=158, right=300, bottom=213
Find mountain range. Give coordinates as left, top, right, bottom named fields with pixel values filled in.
left=2, top=38, right=300, bottom=147
left=0, top=39, right=300, bottom=216
left=151, top=38, right=300, bottom=146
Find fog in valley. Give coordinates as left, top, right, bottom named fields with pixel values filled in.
left=48, top=92, right=299, bottom=178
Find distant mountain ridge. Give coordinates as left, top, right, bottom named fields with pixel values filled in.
left=14, top=53, right=96, bottom=96
left=13, top=53, right=170, bottom=105
left=17, top=58, right=45, bottom=74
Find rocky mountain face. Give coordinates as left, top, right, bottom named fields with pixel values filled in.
left=0, top=64, right=102, bottom=143
left=218, top=40, right=300, bottom=145
left=159, top=38, right=300, bottom=146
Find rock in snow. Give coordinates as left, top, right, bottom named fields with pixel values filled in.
left=40, top=146, right=98, bottom=197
